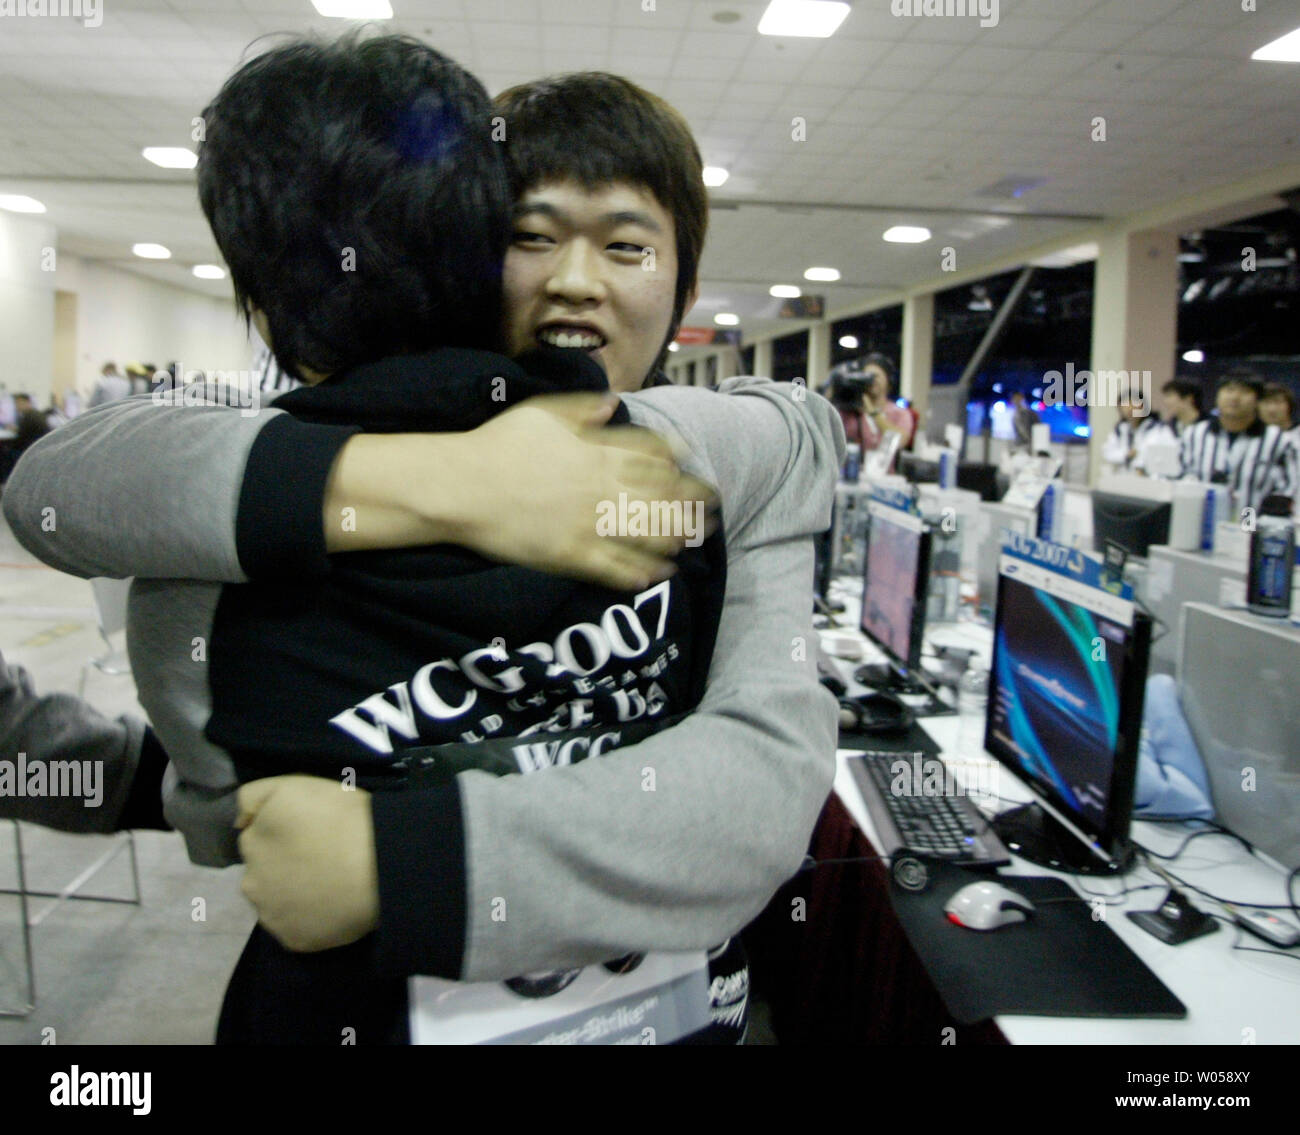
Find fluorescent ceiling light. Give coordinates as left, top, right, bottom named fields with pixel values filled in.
left=758, top=0, right=850, bottom=38
left=0, top=194, right=45, bottom=213
left=142, top=147, right=197, bottom=170
left=1182, top=349, right=1205, bottom=364
left=804, top=266, right=840, bottom=281
left=311, top=0, right=393, bottom=16
left=1030, top=241, right=1099, bottom=268
left=192, top=264, right=226, bottom=280
left=769, top=284, right=801, bottom=298
left=882, top=225, right=931, bottom=244
left=702, top=166, right=730, bottom=187
left=133, top=243, right=171, bottom=259
left=1251, top=28, right=1300, bottom=62
left=838, top=335, right=859, bottom=349
left=714, top=313, right=740, bottom=326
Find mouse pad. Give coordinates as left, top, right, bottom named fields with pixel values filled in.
left=888, top=864, right=1187, bottom=1024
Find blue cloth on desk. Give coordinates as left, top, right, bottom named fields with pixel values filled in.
left=1135, top=675, right=1214, bottom=820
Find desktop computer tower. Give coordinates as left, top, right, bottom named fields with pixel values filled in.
left=1178, top=603, right=1300, bottom=870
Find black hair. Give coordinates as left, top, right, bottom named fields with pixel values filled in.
left=1161, top=376, right=1202, bottom=412
left=1216, top=367, right=1264, bottom=400
left=493, top=73, right=707, bottom=385
left=196, top=31, right=511, bottom=379
left=1262, top=382, right=1297, bottom=422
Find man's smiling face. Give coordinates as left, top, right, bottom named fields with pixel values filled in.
left=503, top=179, right=693, bottom=393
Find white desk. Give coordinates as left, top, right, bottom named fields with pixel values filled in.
left=823, top=614, right=1300, bottom=1045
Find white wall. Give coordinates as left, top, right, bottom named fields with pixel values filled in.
left=0, top=208, right=57, bottom=404
left=53, top=255, right=250, bottom=398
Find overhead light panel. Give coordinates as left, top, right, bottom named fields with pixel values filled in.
left=883, top=226, right=931, bottom=244
left=714, top=313, right=740, bottom=326
left=133, top=243, right=171, bottom=259
left=838, top=335, right=859, bottom=349
left=758, top=0, right=850, bottom=38
left=770, top=284, right=801, bottom=298
left=142, top=147, right=197, bottom=170
left=702, top=166, right=730, bottom=188
left=1182, top=349, right=1205, bottom=363
left=0, top=194, right=46, bottom=213
left=804, top=266, right=840, bottom=281
left=1252, top=28, right=1300, bottom=62
left=193, top=264, right=226, bottom=279
left=311, top=0, right=393, bottom=16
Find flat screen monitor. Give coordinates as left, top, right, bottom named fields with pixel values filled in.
left=1092, top=492, right=1171, bottom=560
left=860, top=501, right=931, bottom=674
left=985, top=558, right=1152, bottom=872
left=897, top=453, right=940, bottom=485
left=956, top=462, right=1001, bottom=502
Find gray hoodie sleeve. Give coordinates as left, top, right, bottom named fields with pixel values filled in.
left=454, top=381, right=847, bottom=980
left=2, top=393, right=268, bottom=582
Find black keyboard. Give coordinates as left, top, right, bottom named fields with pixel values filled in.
left=847, top=750, right=1011, bottom=867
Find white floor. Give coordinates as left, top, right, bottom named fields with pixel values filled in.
left=0, top=509, right=251, bottom=1044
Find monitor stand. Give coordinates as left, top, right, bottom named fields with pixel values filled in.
left=991, top=803, right=1136, bottom=876
left=855, top=661, right=927, bottom=694
left=855, top=662, right=957, bottom=717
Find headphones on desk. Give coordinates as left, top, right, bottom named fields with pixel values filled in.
left=837, top=691, right=915, bottom=736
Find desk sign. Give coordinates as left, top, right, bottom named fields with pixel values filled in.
left=999, top=530, right=1135, bottom=624
left=869, top=483, right=916, bottom=514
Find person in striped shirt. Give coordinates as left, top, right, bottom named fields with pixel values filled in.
left=1180, top=370, right=1299, bottom=514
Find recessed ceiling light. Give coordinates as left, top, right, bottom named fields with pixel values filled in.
left=1182, top=349, right=1205, bottom=363
left=883, top=226, right=931, bottom=244
left=714, top=313, right=740, bottom=326
left=770, top=284, right=801, bottom=298
left=133, top=243, right=171, bottom=259
left=1252, top=28, right=1300, bottom=62
left=192, top=264, right=226, bottom=279
left=804, top=266, right=840, bottom=282
left=702, top=166, right=730, bottom=188
left=758, top=0, right=851, bottom=38
left=142, top=147, right=197, bottom=170
left=311, top=0, right=393, bottom=16
left=838, top=335, right=859, bottom=349
left=0, top=194, right=46, bottom=213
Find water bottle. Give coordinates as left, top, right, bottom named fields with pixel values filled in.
left=1246, top=495, right=1296, bottom=618
left=844, top=442, right=861, bottom=483
left=956, top=664, right=989, bottom=758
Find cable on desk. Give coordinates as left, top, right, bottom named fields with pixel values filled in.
left=1134, top=847, right=1300, bottom=916
left=798, top=854, right=889, bottom=873
left=1208, top=913, right=1300, bottom=966
left=1134, top=820, right=1256, bottom=863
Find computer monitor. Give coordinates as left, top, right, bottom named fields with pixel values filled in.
left=860, top=501, right=932, bottom=680
left=956, top=462, right=1001, bottom=501
left=897, top=452, right=940, bottom=485
left=1092, top=492, right=1172, bottom=560
left=985, top=554, right=1152, bottom=873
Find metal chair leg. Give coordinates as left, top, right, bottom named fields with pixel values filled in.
left=0, top=821, right=37, bottom=1017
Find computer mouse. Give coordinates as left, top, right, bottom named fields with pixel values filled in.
left=943, top=881, right=1035, bottom=931
left=837, top=691, right=914, bottom=735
